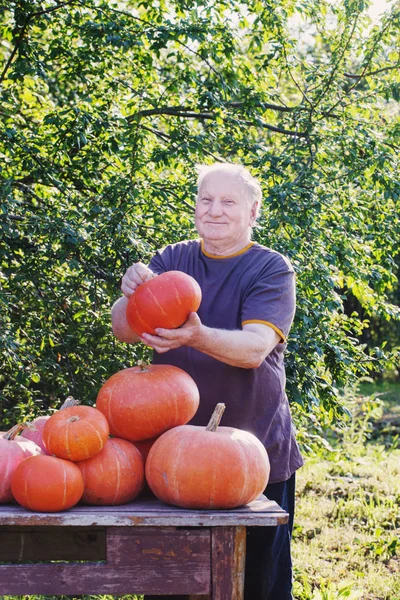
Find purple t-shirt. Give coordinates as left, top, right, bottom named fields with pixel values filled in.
left=149, top=239, right=304, bottom=483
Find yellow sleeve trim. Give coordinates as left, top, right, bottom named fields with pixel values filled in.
left=242, top=320, right=286, bottom=343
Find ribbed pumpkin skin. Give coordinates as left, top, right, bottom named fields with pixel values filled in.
left=11, top=455, right=84, bottom=512
left=43, top=406, right=110, bottom=461
left=22, top=416, right=51, bottom=454
left=96, top=365, right=200, bottom=442
left=126, top=270, right=202, bottom=336
left=0, top=432, right=43, bottom=503
left=145, top=425, right=270, bottom=509
left=77, top=438, right=145, bottom=505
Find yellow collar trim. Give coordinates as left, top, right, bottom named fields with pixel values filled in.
left=200, top=240, right=255, bottom=259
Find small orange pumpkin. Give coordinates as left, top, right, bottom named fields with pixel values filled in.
left=96, top=364, right=199, bottom=442
left=43, top=405, right=109, bottom=461
left=11, top=454, right=84, bottom=512
left=126, top=270, right=202, bottom=336
left=77, top=438, right=144, bottom=505
left=146, top=404, right=270, bottom=509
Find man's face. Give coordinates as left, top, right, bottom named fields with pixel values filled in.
left=195, top=171, right=257, bottom=249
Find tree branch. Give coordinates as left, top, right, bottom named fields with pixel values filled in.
left=135, top=107, right=214, bottom=120
left=131, top=106, right=307, bottom=137
left=228, top=101, right=296, bottom=113
left=30, top=2, right=75, bottom=18
left=344, top=64, right=400, bottom=79
left=0, top=25, right=28, bottom=84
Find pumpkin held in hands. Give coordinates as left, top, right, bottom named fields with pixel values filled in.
left=145, top=404, right=270, bottom=509
left=11, top=454, right=84, bottom=512
left=77, top=438, right=145, bottom=505
left=126, top=270, right=202, bottom=336
left=96, top=364, right=199, bottom=442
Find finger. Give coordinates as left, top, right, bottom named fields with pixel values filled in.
left=153, top=327, right=180, bottom=339
left=135, top=263, right=156, bottom=283
left=121, top=282, right=134, bottom=298
left=125, top=266, right=144, bottom=286
left=141, top=333, right=172, bottom=347
left=121, top=276, right=138, bottom=297
left=187, top=312, right=201, bottom=325
left=141, top=338, right=175, bottom=353
left=154, top=347, right=171, bottom=354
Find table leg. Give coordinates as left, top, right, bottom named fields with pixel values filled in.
left=209, top=525, right=246, bottom=600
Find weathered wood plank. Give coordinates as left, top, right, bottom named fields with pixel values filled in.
left=106, top=526, right=210, bottom=566
left=0, top=559, right=210, bottom=595
left=210, top=526, right=246, bottom=600
left=0, top=495, right=288, bottom=527
left=0, top=527, right=105, bottom=561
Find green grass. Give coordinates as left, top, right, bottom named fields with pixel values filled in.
left=1, top=381, right=399, bottom=600
left=293, top=380, right=400, bottom=600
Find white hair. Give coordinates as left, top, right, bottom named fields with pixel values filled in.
left=196, top=162, right=262, bottom=219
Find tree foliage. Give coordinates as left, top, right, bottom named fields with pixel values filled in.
left=1, top=0, right=399, bottom=428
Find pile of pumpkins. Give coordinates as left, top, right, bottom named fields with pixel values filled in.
left=0, top=271, right=270, bottom=513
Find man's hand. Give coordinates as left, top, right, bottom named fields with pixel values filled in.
left=121, top=262, right=157, bottom=298
left=140, top=312, right=202, bottom=354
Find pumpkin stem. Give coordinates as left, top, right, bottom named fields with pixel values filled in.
left=60, top=396, right=80, bottom=410
left=3, top=424, right=26, bottom=440
left=206, top=403, right=226, bottom=432
left=137, top=360, right=149, bottom=372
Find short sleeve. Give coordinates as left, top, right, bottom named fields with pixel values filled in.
left=148, top=246, right=171, bottom=275
left=241, top=256, right=296, bottom=342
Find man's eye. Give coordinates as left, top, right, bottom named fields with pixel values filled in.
left=202, top=198, right=211, bottom=203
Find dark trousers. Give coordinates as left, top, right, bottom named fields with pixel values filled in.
left=145, top=473, right=296, bottom=600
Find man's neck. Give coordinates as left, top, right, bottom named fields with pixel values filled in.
left=201, top=238, right=252, bottom=257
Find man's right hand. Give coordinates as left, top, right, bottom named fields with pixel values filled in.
left=121, top=262, right=157, bottom=298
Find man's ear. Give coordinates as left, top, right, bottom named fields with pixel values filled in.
left=250, top=201, right=259, bottom=224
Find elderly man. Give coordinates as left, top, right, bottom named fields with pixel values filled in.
left=111, top=162, right=303, bottom=600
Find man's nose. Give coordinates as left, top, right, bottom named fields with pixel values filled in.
left=208, top=200, right=223, bottom=216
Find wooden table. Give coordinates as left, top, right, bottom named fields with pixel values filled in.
left=0, top=495, right=288, bottom=599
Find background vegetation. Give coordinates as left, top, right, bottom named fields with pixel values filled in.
left=1, top=2, right=399, bottom=426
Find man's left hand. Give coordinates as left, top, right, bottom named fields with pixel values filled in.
left=140, top=312, right=202, bottom=354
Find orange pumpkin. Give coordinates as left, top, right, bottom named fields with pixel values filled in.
left=11, top=454, right=84, bottom=512
left=96, top=364, right=199, bottom=442
left=43, top=405, right=109, bottom=461
left=0, top=425, right=43, bottom=503
left=126, top=270, right=201, bottom=336
left=77, top=438, right=144, bottom=505
left=145, top=404, right=270, bottom=509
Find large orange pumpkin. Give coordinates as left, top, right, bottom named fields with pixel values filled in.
left=0, top=425, right=43, bottom=503
left=145, top=404, right=270, bottom=509
left=126, top=270, right=202, bottom=336
left=77, top=438, right=145, bottom=505
left=43, top=405, right=109, bottom=461
left=11, top=454, right=84, bottom=512
left=96, top=364, right=199, bottom=442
